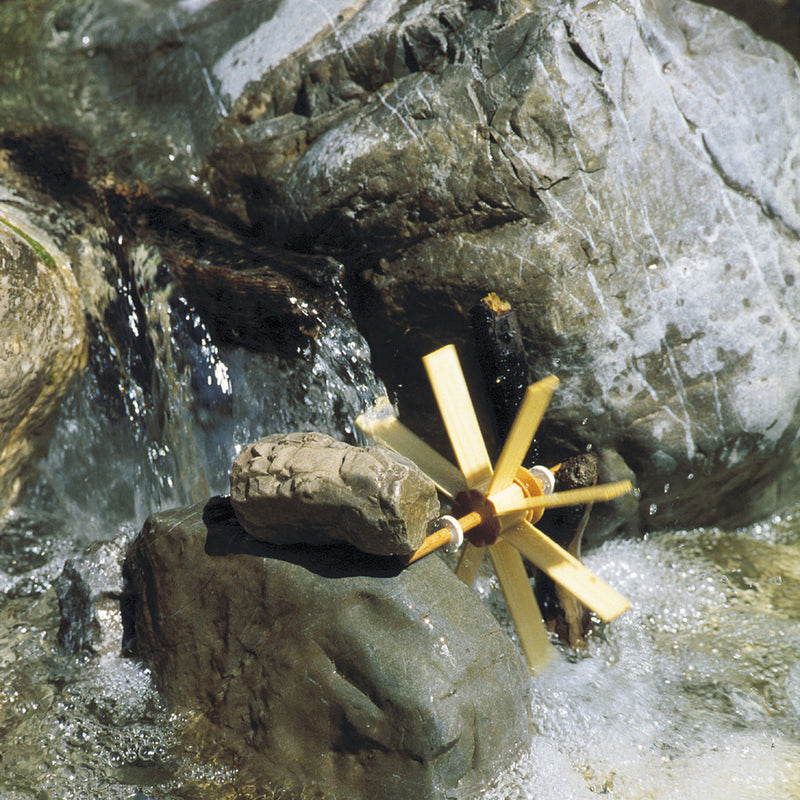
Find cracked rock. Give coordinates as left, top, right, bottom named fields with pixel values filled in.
left=123, top=496, right=533, bottom=800
left=205, top=0, right=800, bottom=533
left=230, top=432, right=439, bottom=557
left=3, top=0, right=800, bottom=533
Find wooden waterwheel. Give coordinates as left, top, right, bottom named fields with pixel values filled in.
left=358, top=344, right=633, bottom=673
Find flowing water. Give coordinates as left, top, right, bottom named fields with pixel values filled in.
left=480, top=521, right=800, bottom=799
left=2, top=266, right=800, bottom=799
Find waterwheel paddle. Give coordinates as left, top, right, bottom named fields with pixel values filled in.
left=357, top=344, right=633, bottom=674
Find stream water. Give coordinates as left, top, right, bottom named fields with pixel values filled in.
left=2, top=266, right=800, bottom=800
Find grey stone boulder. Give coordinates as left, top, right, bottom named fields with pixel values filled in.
left=205, top=0, right=800, bottom=533
left=231, top=432, right=439, bottom=557
left=0, top=211, right=86, bottom=516
left=122, top=496, right=533, bottom=800
left=3, top=0, right=800, bottom=532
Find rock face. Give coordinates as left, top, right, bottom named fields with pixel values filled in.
left=206, top=0, right=800, bottom=532
left=230, top=432, right=439, bottom=556
left=123, top=496, right=533, bottom=800
left=0, top=215, right=86, bottom=516
left=1, top=0, right=799, bottom=531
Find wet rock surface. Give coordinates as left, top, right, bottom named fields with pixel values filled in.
left=123, top=496, right=533, bottom=800
left=0, top=217, right=86, bottom=516
left=224, top=0, right=799, bottom=534
left=703, top=0, right=800, bottom=59
left=0, top=0, right=797, bottom=532
left=214, top=0, right=800, bottom=533
left=0, top=5, right=799, bottom=796
left=55, top=559, right=97, bottom=655
left=230, top=432, right=439, bottom=556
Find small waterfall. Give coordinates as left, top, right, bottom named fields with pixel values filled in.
left=20, top=241, right=387, bottom=545
left=0, top=236, right=393, bottom=799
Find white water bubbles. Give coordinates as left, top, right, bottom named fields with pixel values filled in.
left=481, top=521, right=800, bottom=799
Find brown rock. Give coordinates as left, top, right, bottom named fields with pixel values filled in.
left=0, top=216, right=86, bottom=515
left=123, top=496, right=534, bottom=800
left=230, top=432, right=439, bottom=557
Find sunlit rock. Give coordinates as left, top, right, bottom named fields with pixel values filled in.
left=230, top=432, right=439, bottom=557
left=0, top=216, right=86, bottom=516
left=123, top=496, right=533, bottom=800
left=2, top=0, right=799, bottom=531
left=207, top=0, right=800, bottom=533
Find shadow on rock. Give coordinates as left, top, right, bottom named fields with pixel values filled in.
left=202, top=495, right=405, bottom=580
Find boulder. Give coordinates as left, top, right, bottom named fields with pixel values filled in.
left=0, top=213, right=86, bottom=516
left=230, top=432, right=440, bottom=557
left=122, top=496, right=534, bottom=800
left=206, top=0, right=800, bottom=533
left=2, top=0, right=800, bottom=531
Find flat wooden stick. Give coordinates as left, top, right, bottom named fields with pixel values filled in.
left=355, top=397, right=467, bottom=498
left=502, top=520, right=631, bottom=622
left=454, top=541, right=484, bottom=586
left=423, top=345, right=493, bottom=490
left=494, top=480, right=633, bottom=515
left=488, top=540, right=557, bottom=673
left=486, top=376, right=559, bottom=497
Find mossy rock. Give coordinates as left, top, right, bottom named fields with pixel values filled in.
left=0, top=215, right=86, bottom=515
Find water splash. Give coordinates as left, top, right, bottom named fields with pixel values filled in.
left=0, top=249, right=387, bottom=799
left=18, top=241, right=385, bottom=544
left=478, top=525, right=800, bottom=799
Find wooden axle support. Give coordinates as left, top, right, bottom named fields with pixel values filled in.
left=408, top=476, right=633, bottom=565
left=408, top=466, right=548, bottom=562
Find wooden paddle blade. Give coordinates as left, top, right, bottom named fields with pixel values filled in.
left=355, top=397, right=466, bottom=498
left=502, top=520, right=631, bottom=622
left=454, top=541, right=484, bottom=586
left=488, top=540, right=556, bottom=674
left=496, top=480, right=634, bottom=516
left=486, top=375, right=559, bottom=496
left=423, top=345, right=493, bottom=489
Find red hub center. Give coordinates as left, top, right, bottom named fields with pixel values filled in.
left=452, top=489, right=501, bottom=547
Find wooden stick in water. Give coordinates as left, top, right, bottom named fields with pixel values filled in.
left=503, top=521, right=631, bottom=621
left=405, top=528, right=452, bottom=563
left=496, top=480, right=633, bottom=515
left=488, top=539, right=556, bottom=673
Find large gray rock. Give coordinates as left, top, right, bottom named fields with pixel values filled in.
left=207, top=0, right=800, bottom=532
left=230, top=432, right=440, bottom=556
left=0, top=212, right=86, bottom=516
left=123, top=496, right=533, bottom=800
left=2, top=0, right=800, bottom=531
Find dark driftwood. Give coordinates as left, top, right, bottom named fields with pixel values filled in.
left=470, top=292, right=596, bottom=646
left=534, top=453, right=598, bottom=647
left=470, top=293, right=535, bottom=460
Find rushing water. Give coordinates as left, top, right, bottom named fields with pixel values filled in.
left=480, top=520, right=800, bottom=799
left=2, top=268, right=800, bottom=799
